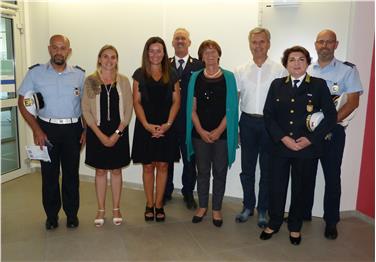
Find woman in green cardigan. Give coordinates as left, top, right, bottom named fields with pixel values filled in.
left=186, top=40, right=238, bottom=227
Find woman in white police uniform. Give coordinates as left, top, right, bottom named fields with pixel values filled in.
left=18, top=35, right=85, bottom=230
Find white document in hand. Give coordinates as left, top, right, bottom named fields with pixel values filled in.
left=25, top=145, right=51, bottom=162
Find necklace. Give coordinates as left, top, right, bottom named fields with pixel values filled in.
left=204, top=68, right=222, bottom=78
left=104, top=83, right=114, bottom=121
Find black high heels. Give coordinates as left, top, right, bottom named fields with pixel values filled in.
left=144, top=206, right=154, bottom=221
left=289, top=232, right=301, bottom=245
left=155, top=207, right=165, bottom=222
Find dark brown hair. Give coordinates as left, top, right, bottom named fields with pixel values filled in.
left=281, top=45, right=312, bottom=68
left=197, top=40, right=222, bottom=61
left=141, top=36, right=170, bottom=84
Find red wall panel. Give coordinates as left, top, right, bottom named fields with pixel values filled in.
left=356, top=43, right=375, bottom=218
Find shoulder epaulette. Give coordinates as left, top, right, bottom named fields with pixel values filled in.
left=343, top=61, right=355, bottom=68
left=74, top=65, right=85, bottom=72
left=28, top=64, right=40, bottom=70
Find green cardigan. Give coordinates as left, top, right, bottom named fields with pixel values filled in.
left=185, top=68, right=238, bottom=168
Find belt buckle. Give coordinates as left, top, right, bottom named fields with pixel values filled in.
left=58, top=119, right=64, bottom=124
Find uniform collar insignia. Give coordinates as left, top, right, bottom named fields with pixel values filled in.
left=304, top=73, right=311, bottom=83
left=285, top=75, right=291, bottom=83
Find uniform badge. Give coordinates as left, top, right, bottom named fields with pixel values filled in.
left=74, top=87, right=80, bottom=96
left=332, top=83, right=339, bottom=93
left=306, top=99, right=313, bottom=112
left=24, top=98, right=34, bottom=107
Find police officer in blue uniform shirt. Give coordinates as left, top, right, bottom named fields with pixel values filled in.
left=306, top=29, right=363, bottom=239
left=164, top=28, right=204, bottom=209
left=18, top=35, right=86, bottom=230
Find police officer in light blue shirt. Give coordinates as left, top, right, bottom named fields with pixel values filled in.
left=18, top=34, right=85, bottom=230
left=305, top=29, right=363, bottom=240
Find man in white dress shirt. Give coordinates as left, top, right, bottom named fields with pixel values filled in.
left=234, top=27, right=286, bottom=227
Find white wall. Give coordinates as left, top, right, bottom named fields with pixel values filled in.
left=22, top=0, right=373, bottom=216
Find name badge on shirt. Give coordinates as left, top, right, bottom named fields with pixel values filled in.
left=74, top=87, right=80, bottom=96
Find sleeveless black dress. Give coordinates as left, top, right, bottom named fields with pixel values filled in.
left=85, top=83, right=130, bottom=169
left=131, top=68, right=180, bottom=164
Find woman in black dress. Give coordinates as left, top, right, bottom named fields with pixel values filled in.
left=132, top=37, right=180, bottom=222
left=82, top=45, right=133, bottom=227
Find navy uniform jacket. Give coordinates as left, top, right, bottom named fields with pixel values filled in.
left=169, top=56, right=204, bottom=133
left=263, top=74, right=337, bottom=158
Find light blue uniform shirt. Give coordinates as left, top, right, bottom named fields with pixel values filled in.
left=307, top=58, right=363, bottom=96
left=18, top=62, right=85, bottom=118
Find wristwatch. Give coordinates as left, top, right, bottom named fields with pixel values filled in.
left=115, top=129, right=123, bottom=136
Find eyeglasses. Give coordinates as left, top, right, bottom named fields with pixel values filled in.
left=315, top=40, right=337, bottom=45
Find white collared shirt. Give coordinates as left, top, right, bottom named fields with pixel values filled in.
left=174, top=54, right=189, bottom=70
left=291, top=74, right=306, bottom=88
left=234, top=58, right=287, bottom=114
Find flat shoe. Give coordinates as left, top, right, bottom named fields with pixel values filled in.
left=212, top=219, right=223, bottom=227
left=260, top=229, right=279, bottom=240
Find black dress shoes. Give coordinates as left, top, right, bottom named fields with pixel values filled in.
left=212, top=219, right=223, bottom=227
left=184, top=195, right=197, bottom=210
left=260, top=229, right=279, bottom=240
left=325, top=224, right=338, bottom=239
left=45, top=217, right=58, bottom=230
left=66, top=216, right=79, bottom=228
left=289, top=234, right=302, bottom=245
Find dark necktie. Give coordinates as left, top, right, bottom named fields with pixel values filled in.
left=293, top=79, right=300, bottom=89
left=177, top=59, right=184, bottom=77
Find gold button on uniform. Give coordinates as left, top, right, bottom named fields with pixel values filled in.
left=289, top=132, right=293, bottom=136
left=291, top=98, right=295, bottom=102
left=290, top=121, right=293, bottom=125
left=290, top=110, right=294, bottom=113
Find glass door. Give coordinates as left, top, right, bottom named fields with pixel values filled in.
left=1, top=5, right=29, bottom=182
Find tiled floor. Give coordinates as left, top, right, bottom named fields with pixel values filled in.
left=2, top=172, right=374, bottom=261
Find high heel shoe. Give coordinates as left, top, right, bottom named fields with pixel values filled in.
left=94, top=209, right=105, bottom=227
left=144, top=205, right=154, bottom=221
left=155, top=207, right=165, bottom=222
left=112, top=208, right=123, bottom=226
left=289, top=232, right=301, bottom=245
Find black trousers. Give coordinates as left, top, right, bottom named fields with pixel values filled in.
left=193, top=138, right=228, bottom=210
left=38, top=118, right=83, bottom=220
left=268, top=156, right=318, bottom=232
left=165, top=131, right=197, bottom=197
left=303, top=124, right=346, bottom=225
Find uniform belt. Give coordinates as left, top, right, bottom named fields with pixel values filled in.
left=39, top=116, right=79, bottom=124
left=243, top=112, right=263, bottom=118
